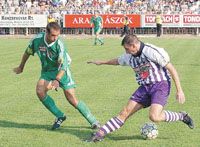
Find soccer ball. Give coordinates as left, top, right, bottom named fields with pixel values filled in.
left=140, top=122, right=158, bottom=140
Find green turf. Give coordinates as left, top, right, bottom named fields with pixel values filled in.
left=0, top=36, right=200, bottom=147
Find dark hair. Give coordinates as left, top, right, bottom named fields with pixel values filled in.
left=46, top=22, right=61, bottom=34
left=121, top=34, right=140, bottom=46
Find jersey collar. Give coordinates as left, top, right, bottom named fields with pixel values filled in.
left=132, top=42, right=145, bottom=57
left=44, top=33, right=57, bottom=47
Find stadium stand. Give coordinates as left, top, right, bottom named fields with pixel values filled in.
left=0, top=0, right=199, bottom=35
left=1, top=0, right=199, bottom=15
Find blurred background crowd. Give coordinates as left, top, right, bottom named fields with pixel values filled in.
left=0, top=0, right=199, bottom=22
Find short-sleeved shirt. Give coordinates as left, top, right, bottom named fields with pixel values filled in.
left=156, top=14, right=162, bottom=24
left=118, top=42, right=171, bottom=85
left=123, top=18, right=129, bottom=26
left=90, top=16, right=103, bottom=28
left=25, top=32, right=71, bottom=72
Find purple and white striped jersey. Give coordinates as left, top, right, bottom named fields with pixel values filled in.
left=118, top=42, right=171, bottom=85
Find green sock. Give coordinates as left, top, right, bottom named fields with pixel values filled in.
left=98, top=38, right=103, bottom=44
left=42, top=95, right=64, bottom=118
left=77, top=101, right=97, bottom=125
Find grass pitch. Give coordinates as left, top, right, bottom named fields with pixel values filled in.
left=0, top=36, right=200, bottom=147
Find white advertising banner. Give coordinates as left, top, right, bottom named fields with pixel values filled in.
left=142, top=14, right=200, bottom=27
left=0, top=15, right=47, bottom=28
left=182, top=15, right=200, bottom=27
left=142, top=15, right=182, bottom=27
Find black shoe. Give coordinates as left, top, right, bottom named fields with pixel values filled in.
left=51, top=115, right=66, bottom=130
left=101, top=42, right=104, bottom=45
left=181, top=112, right=194, bottom=129
left=91, top=121, right=101, bottom=130
left=85, top=132, right=104, bottom=142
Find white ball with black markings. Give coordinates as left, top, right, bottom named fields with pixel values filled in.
left=141, top=122, right=158, bottom=140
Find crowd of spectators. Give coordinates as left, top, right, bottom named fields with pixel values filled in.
left=0, top=0, right=199, bottom=21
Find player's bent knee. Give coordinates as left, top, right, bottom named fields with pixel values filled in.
left=149, top=114, right=161, bottom=122
left=36, top=89, right=46, bottom=100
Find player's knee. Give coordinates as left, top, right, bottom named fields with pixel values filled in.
left=36, top=88, right=46, bottom=100
left=149, top=113, right=161, bottom=122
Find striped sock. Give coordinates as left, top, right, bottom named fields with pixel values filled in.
left=164, top=110, right=184, bottom=122
left=99, top=117, right=124, bottom=136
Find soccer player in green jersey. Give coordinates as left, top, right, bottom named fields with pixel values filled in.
left=90, top=12, right=104, bottom=45
left=13, top=22, right=100, bottom=130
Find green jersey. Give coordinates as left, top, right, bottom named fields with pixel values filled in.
left=25, top=32, right=71, bottom=72
left=90, top=16, right=103, bottom=28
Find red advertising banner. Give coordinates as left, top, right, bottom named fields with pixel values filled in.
left=64, top=14, right=141, bottom=28
left=64, top=14, right=200, bottom=28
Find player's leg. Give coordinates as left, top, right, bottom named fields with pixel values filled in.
left=60, top=69, right=99, bottom=128
left=149, top=104, right=194, bottom=129
left=156, top=24, right=159, bottom=37
left=159, top=24, right=162, bottom=36
left=93, top=28, right=98, bottom=45
left=36, top=79, right=66, bottom=130
left=125, top=25, right=129, bottom=35
left=63, top=88, right=99, bottom=129
left=149, top=81, right=194, bottom=128
left=149, top=104, right=165, bottom=122
left=86, top=100, right=143, bottom=142
left=121, top=26, right=125, bottom=37
left=158, top=24, right=162, bottom=37
left=96, top=28, right=104, bottom=45
left=100, top=100, right=143, bottom=136
left=36, top=79, right=64, bottom=118
left=86, top=85, right=149, bottom=142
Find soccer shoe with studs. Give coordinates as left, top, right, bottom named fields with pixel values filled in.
left=51, top=115, right=66, bottom=130
left=85, top=132, right=104, bottom=143
left=181, top=112, right=194, bottom=129
left=91, top=121, right=101, bottom=130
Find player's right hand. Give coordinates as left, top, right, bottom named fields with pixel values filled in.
left=176, top=90, right=185, bottom=104
left=13, top=67, right=23, bottom=74
left=87, top=61, right=102, bottom=65
left=47, top=81, right=58, bottom=91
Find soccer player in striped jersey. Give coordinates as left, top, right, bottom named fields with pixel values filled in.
left=13, top=22, right=100, bottom=130
left=87, top=34, right=194, bottom=142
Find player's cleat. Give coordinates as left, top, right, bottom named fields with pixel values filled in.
left=91, top=121, right=101, bottom=129
left=51, top=115, right=66, bottom=130
left=181, top=112, right=194, bottom=129
left=85, top=132, right=104, bottom=142
left=100, top=42, right=104, bottom=45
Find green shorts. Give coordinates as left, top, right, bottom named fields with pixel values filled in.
left=94, top=27, right=102, bottom=34
left=40, top=68, right=76, bottom=90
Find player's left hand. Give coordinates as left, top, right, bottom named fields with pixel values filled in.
left=176, top=90, right=185, bottom=104
left=51, top=80, right=60, bottom=90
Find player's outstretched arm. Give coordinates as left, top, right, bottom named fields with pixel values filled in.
left=13, top=52, right=30, bottom=74
left=165, top=62, right=185, bottom=104
left=87, top=58, right=119, bottom=65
